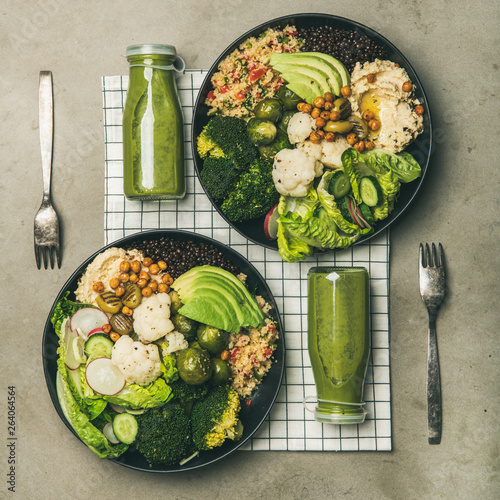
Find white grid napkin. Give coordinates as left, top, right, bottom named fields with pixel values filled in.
left=101, top=71, right=392, bottom=451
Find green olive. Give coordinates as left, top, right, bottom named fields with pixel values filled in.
left=172, top=314, right=199, bottom=340
left=109, top=312, right=134, bottom=335
left=197, top=325, right=229, bottom=355
left=324, top=120, right=354, bottom=134
left=347, top=115, right=369, bottom=139
left=176, top=347, right=213, bottom=385
left=122, top=283, right=142, bottom=309
left=96, top=291, right=122, bottom=314
left=332, top=97, right=352, bottom=120
left=209, top=358, right=232, bottom=385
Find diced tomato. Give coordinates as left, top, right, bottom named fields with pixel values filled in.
left=264, top=347, right=272, bottom=358
left=207, top=90, right=215, bottom=100
left=230, top=347, right=241, bottom=360
left=235, top=91, right=245, bottom=100
left=268, top=323, right=276, bottom=333
left=249, top=68, right=265, bottom=82
left=245, top=398, right=252, bottom=407
left=220, top=84, right=230, bottom=94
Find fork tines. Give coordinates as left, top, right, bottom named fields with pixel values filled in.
left=420, top=242, right=444, bottom=268
left=35, top=245, right=61, bottom=270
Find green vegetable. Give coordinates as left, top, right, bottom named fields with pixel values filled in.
left=50, top=293, right=88, bottom=337
left=199, top=156, right=239, bottom=202
left=221, top=158, right=279, bottom=222
left=360, top=176, right=383, bottom=206
left=258, top=129, right=292, bottom=161
left=172, top=313, right=199, bottom=340
left=84, top=334, right=113, bottom=359
left=191, top=385, right=242, bottom=451
left=168, top=290, right=183, bottom=315
left=176, top=346, right=213, bottom=385
left=137, top=402, right=193, bottom=466
left=96, top=291, right=122, bottom=314
left=112, top=413, right=138, bottom=445
left=170, top=378, right=209, bottom=406
left=277, top=85, right=302, bottom=110
left=328, top=171, right=351, bottom=199
left=362, top=148, right=422, bottom=183
left=197, top=325, right=228, bottom=355
left=196, top=115, right=257, bottom=169
left=210, top=358, right=232, bottom=386
left=253, top=98, right=283, bottom=123
left=246, top=117, right=277, bottom=146
left=277, top=110, right=296, bottom=133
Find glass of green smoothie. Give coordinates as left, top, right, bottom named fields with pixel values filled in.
left=307, top=267, right=371, bottom=424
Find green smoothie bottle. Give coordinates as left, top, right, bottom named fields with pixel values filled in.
left=123, top=44, right=186, bottom=200
left=307, top=267, right=370, bottom=424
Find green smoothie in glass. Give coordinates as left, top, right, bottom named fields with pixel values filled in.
left=307, top=267, right=370, bottom=424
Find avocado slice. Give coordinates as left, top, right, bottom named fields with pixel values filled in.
left=273, top=63, right=332, bottom=97
left=270, top=53, right=342, bottom=96
left=301, top=52, right=350, bottom=88
left=277, top=73, right=322, bottom=104
left=179, top=297, right=239, bottom=333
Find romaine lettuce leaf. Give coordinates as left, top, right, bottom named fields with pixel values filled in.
left=362, top=148, right=421, bottom=183
left=372, top=170, right=401, bottom=221
left=50, top=292, right=88, bottom=338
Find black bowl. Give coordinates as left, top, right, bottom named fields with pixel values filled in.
left=42, top=229, right=285, bottom=472
left=192, top=13, right=432, bottom=250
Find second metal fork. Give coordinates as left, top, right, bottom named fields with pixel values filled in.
left=419, top=242, right=446, bottom=444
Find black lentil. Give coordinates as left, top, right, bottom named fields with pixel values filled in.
left=299, top=26, right=388, bottom=73
left=132, top=237, right=240, bottom=279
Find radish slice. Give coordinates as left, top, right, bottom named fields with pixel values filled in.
left=85, top=358, right=126, bottom=396
left=88, top=327, right=107, bottom=338
left=64, top=319, right=82, bottom=370
left=264, top=204, right=279, bottom=240
left=103, top=421, right=120, bottom=444
left=348, top=198, right=364, bottom=228
left=109, top=403, right=126, bottom=414
left=71, top=308, right=109, bottom=340
left=72, top=336, right=87, bottom=364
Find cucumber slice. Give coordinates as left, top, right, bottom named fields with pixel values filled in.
left=112, top=413, right=138, bottom=445
left=359, top=203, right=375, bottom=226
left=337, top=196, right=354, bottom=223
left=328, top=171, right=351, bottom=199
left=85, top=334, right=114, bottom=359
left=360, top=176, right=383, bottom=207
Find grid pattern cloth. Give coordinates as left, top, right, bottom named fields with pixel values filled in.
left=101, top=72, right=392, bottom=451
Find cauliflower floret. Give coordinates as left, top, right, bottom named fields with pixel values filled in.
left=111, top=335, right=162, bottom=386
left=320, top=136, right=350, bottom=169
left=287, top=112, right=317, bottom=144
left=295, top=140, right=324, bottom=177
left=272, top=148, right=317, bottom=197
left=133, top=293, right=175, bottom=344
left=162, top=331, right=189, bottom=355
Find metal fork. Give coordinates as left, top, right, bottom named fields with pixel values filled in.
left=419, top=242, right=445, bottom=444
left=34, top=71, right=61, bottom=269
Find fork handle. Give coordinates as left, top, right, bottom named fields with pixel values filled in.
left=39, top=71, right=53, bottom=200
left=427, top=313, right=442, bottom=444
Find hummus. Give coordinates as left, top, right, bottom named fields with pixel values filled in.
left=75, top=247, right=143, bottom=305
left=348, top=59, right=423, bottom=153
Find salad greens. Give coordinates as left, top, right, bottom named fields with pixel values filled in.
left=277, top=147, right=421, bottom=262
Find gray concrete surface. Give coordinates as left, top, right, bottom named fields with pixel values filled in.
left=0, top=1, right=498, bottom=498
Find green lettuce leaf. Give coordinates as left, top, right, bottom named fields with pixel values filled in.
left=372, top=170, right=401, bottom=221
left=103, top=377, right=173, bottom=410
left=160, top=353, right=179, bottom=383
left=362, top=148, right=421, bottom=183
left=50, top=293, right=88, bottom=338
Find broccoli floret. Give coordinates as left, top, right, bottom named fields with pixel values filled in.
left=170, top=378, right=209, bottom=405
left=221, top=159, right=280, bottom=222
left=197, top=116, right=257, bottom=169
left=190, top=385, right=243, bottom=451
left=200, top=157, right=240, bottom=202
left=137, top=402, right=193, bottom=466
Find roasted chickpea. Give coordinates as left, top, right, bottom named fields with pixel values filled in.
left=119, top=272, right=130, bottom=283
left=325, top=132, right=336, bottom=142
left=158, top=260, right=168, bottom=271
left=368, top=119, right=381, bottom=131
left=316, top=129, right=325, bottom=139
left=320, top=110, right=330, bottom=120
left=120, top=261, right=130, bottom=273
left=415, top=105, right=424, bottom=115
left=366, top=74, right=376, bottom=84
left=129, top=273, right=138, bottom=284
left=313, top=96, right=325, bottom=108
left=353, top=140, right=365, bottom=152
left=149, top=263, right=160, bottom=275
left=109, top=277, right=120, bottom=289
left=110, top=331, right=120, bottom=342
left=149, top=281, right=158, bottom=292
left=365, top=141, right=375, bottom=150
left=302, top=103, right=313, bottom=114
left=315, top=117, right=326, bottom=128
left=297, top=102, right=307, bottom=112
left=162, top=274, right=173, bottom=285
left=309, top=131, right=322, bottom=144
left=402, top=81, right=413, bottom=92
left=139, top=270, right=150, bottom=281
left=130, top=260, right=141, bottom=274
left=362, top=109, right=375, bottom=121
left=311, top=107, right=321, bottom=119
left=142, top=287, right=153, bottom=298
left=137, top=278, right=148, bottom=288
left=340, top=85, right=352, bottom=97
left=220, top=350, right=229, bottom=361
left=346, top=132, right=359, bottom=145
left=115, top=285, right=126, bottom=297
left=122, top=306, right=133, bottom=316
left=329, top=111, right=341, bottom=122
left=102, top=323, right=111, bottom=334
left=324, top=91, right=334, bottom=102
left=93, top=281, right=104, bottom=293
left=142, top=257, right=153, bottom=268
left=158, top=283, right=169, bottom=293
left=324, top=101, right=333, bottom=111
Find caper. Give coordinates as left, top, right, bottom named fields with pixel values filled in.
left=347, top=115, right=369, bottom=139
left=109, top=312, right=134, bottom=336
left=332, top=97, right=352, bottom=120
left=122, top=283, right=142, bottom=309
left=323, top=120, right=354, bottom=134
left=96, top=291, right=122, bottom=314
